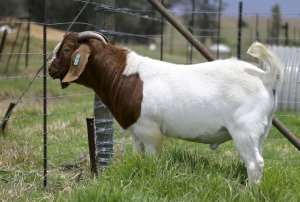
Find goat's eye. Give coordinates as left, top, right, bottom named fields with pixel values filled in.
left=64, top=48, right=71, bottom=54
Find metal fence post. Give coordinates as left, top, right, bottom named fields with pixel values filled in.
left=42, top=0, right=48, bottom=188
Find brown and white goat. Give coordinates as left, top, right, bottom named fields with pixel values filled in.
left=49, top=31, right=282, bottom=183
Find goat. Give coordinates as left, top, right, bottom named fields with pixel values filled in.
left=49, top=31, right=282, bottom=183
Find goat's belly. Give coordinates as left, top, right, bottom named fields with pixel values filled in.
left=163, top=125, right=232, bottom=145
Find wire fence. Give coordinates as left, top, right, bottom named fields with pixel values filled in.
left=0, top=0, right=300, bottom=194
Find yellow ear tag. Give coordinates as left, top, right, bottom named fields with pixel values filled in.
left=74, top=53, right=81, bottom=66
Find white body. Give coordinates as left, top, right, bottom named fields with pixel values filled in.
left=122, top=42, right=281, bottom=183
left=125, top=53, right=273, bottom=146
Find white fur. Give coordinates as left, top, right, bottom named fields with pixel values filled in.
left=49, top=41, right=62, bottom=64
left=123, top=42, right=282, bottom=183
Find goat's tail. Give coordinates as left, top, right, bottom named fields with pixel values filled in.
left=247, top=42, right=283, bottom=91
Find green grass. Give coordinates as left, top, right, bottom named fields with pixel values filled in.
left=1, top=89, right=299, bottom=201
left=1, top=24, right=300, bottom=201
left=53, top=136, right=300, bottom=202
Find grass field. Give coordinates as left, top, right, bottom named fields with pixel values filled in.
left=1, top=20, right=300, bottom=201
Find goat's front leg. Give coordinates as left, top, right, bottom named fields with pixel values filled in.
left=130, top=121, right=163, bottom=155
left=133, top=130, right=163, bottom=155
left=133, top=134, right=145, bottom=153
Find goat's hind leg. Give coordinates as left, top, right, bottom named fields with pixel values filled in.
left=229, top=126, right=265, bottom=184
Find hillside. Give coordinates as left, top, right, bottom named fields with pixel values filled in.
left=221, top=15, right=300, bottom=29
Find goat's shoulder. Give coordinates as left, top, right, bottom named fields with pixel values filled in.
left=123, top=51, right=176, bottom=76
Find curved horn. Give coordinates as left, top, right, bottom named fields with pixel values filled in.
left=77, top=31, right=108, bottom=44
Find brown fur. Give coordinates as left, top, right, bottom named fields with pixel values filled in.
left=49, top=32, right=143, bottom=129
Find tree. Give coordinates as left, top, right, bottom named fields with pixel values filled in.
left=115, top=0, right=162, bottom=44
left=0, top=0, right=26, bottom=17
left=174, top=0, right=226, bottom=44
left=270, top=4, right=281, bottom=45
left=25, top=0, right=95, bottom=31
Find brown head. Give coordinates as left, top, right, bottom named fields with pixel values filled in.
left=48, top=31, right=108, bottom=88
left=48, top=31, right=143, bottom=129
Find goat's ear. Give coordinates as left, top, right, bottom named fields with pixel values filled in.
left=62, top=44, right=91, bottom=83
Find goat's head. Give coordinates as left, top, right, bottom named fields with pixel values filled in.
left=48, top=31, right=108, bottom=88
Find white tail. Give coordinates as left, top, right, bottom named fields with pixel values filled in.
left=247, top=42, right=283, bottom=91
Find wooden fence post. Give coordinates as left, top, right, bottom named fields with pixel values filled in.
left=237, top=1, right=243, bottom=59
left=86, top=118, right=98, bottom=176
left=0, top=102, right=16, bottom=133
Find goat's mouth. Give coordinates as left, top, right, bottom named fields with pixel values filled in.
left=49, top=71, right=60, bottom=80
left=48, top=65, right=64, bottom=80
left=48, top=61, right=63, bottom=79
left=48, top=67, right=70, bottom=89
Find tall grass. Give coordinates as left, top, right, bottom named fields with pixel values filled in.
left=62, top=140, right=300, bottom=202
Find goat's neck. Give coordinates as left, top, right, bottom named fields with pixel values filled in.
left=84, top=45, right=143, bottom=129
